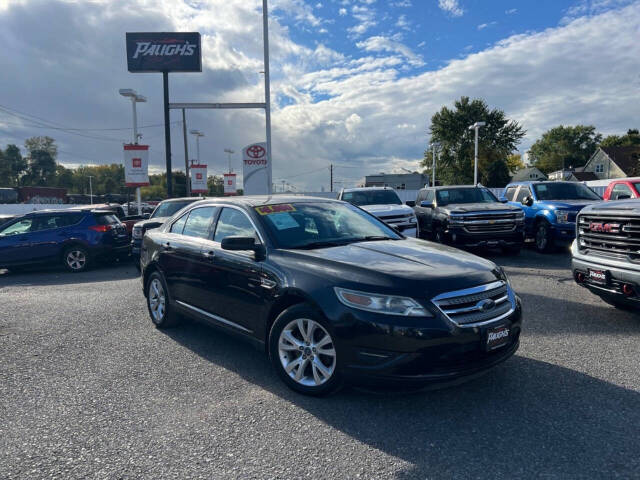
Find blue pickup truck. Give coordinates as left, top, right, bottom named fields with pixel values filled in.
left=501, top=181, right=601, bottom=252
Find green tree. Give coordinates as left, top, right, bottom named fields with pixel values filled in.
left=506, top=153, right=524, bottom=173
left=421, top=97, right=525, bottom=185
left=2, top=145, right=27, bottom=186
left=529, top=125, right=602, bottom=174
left=600, top=129, right=640, bottom=148
left=485, top=158, right=511, bottom=188
left=23, top=150, right=57, bottom=186
left=24, top=136, right=58, bottom=160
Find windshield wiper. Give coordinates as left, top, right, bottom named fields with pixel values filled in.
left=350, top=235, right=394, bottom=243
left=292, top=240, right=352, bottom=250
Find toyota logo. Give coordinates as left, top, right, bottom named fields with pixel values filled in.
left=246, top=145, right=266, bottom=159
left=477, top=299, right=496, bottom=312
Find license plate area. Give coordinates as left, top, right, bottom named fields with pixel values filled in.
left=588, top=268, right=610, bottom=285
left=485, top=325, right=510, bottom=351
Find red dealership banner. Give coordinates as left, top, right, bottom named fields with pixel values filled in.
left=223, top=173, right=237, bottom=196
left=123, top=144, right=150, bottom=187
left=190, top=164, right=208, bottom=193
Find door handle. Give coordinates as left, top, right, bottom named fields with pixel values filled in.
left=162, top=242, right=173, bottom=251
left=202, top=250, right=215, bottom=261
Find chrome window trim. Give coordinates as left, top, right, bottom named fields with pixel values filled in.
left=176, top=300, right=253, bottom=333
left=211, top=204, right=266, bottom=245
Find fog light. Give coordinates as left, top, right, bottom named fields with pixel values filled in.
left=575, top=272, right=585, bottom=283
left=622, top=284, right=635, bottom=296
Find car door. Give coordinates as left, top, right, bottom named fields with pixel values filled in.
left=27, top=214, right=82, bottom=263
left=158, top=206, right=217, bottom=303
left=0, top=216, right=35, bottom=265
left=194, top=206, right=266, bottom=335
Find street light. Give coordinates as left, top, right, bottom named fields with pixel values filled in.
left=468, top=121, right=486, bottom=185
left=119, top=88, right=147, bottom=215
left=190, top=130, right=204, bottom=164
left=224, top=148, right=235, bottom=173
left=430, top=141, right=440, bottom=187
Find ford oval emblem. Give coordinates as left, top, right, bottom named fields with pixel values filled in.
left=477, top=299, right=496, bottom=312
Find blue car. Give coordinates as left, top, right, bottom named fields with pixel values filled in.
left=0, top=208, right=129, bottom=272
left=501, top=181, right=601, bottom=252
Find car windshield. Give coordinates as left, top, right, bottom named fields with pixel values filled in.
left=533, top=183, right=601, bottom=201
left=341, top=190, right=402, bottom=206
left=436, top=188, right=497, bottom=204
left=257, top=202, right=401, bottom=249
left=152, top=200, right=194, bottom=218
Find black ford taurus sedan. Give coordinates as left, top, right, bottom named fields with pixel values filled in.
left=140, top=196, right=522, bottom=396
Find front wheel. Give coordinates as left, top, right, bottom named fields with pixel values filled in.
left=535, top=222, right=554, bottom=253
left=434, top=227, right=446, bottom=244
left=269, top=304, right=343, bottom=396
left=63, top=246, right=89, bottom=272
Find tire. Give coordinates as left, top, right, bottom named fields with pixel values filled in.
left=145, top=271, right=182, bottom=328
left=269, top=303, right=343, bottom=396
left=434, top=227, right=446, bottom=244
left=63, top=246, right=89, bottom=272
left=534, top=221, right=554, bottom=253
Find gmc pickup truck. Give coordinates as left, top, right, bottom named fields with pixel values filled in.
left=572, top=199, right=640, bottom=310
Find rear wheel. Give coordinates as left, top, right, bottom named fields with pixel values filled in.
left=269, top=304, right=342, bottom=396
left=146, top=271, right=181, bottom=328
left=63, top=246, right=89, bottom=272
left=534, top=222, right=554, bottom=253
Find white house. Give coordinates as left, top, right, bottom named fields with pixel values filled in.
left=582, top=146, right=640, bottom=179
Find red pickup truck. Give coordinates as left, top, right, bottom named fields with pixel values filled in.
left=603, top=179, right=640, bottom=201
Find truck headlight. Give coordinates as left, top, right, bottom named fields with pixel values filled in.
left=409, top=216, right=417, bottom=224
left=335, top=287, right=432, bottom=317
left=555, top=210, right=570, bottom=224
left=515, top=211, right=525, bottom=222
left=132, top=227, right=143, bottom=239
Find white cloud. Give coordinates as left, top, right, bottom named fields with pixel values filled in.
left=356, top=35, right=425, bottom=67
left=339, top=7, right=347, bottom=15
left=505, top=8, right=518, bottom=14
left=438, top=0, right=464, bottom=17
left=477, top=21, right=497, bottom=30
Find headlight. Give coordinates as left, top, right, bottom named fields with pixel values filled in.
left=449, top=215, right=464, bottom=225
left=555, top=210, right=570, bottom=224
left=334, top=287, right=432, bottom=317
left=132, top=227, right=143, bottom=239
left=409, top=216, right=417, bottom=224
left=495, top=266, right=512, bottom=288
left=515, top=210, right=525, bottom=222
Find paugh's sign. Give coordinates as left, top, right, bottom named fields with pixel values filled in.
left=126, top=32, right=202, bottom=72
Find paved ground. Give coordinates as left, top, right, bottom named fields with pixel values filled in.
left=1, top=249, right=639, bottom=479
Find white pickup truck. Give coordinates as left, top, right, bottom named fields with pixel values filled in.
left=337, top=187, right=419, bottom=237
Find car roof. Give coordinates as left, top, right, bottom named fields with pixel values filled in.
left=342, top=186, right=395, bottom=192
left=189, top=195, right=341, bottom=208
left=506, top=180, right=576, bottom=186
left=420, top=185, right=479, bottom=191
left=159, top=197, right=202, bottom=203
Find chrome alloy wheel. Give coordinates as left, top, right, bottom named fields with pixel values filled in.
left=66, top=250, right=86, bottom=271
left=148, top=278, right=166, bottom=324
left=278, top=318, right=336, bottom=387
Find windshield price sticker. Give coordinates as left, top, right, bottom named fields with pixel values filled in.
left=267, top=213, right=301, bottom=230
left=255, top=204, right=296, bottom=215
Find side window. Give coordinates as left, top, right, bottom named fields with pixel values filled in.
left=612, top=184, right=632, bottom=200
left=505, top=187, right=518, bottom=201
left=515, top=187, right=532, bottom=204
left=57, top=213, right=84, bottom=227
left=182, top=207, right=216, bottom=239
left=0, top=218, right=33, bottom=236
left=170, top=212, right=189, bottom=234
left=214, top=208, right=258, bottom=243
left=425, top=190, right=435, bottom=203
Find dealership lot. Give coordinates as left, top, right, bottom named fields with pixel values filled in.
left=1, top=250, right=639, bottom=479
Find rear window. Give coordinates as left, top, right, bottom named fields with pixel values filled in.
left=94, top=214, right=120, bottom=225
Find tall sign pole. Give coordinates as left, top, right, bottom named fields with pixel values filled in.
left=263, top=0, right=273, bottom=195
left=163, top=71, right=173, bottom=197
left=182, top=108, right=190, bottom=197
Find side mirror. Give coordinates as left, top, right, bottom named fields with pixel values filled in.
left=522, top=196, right=534, bottom=207
left=405, top=200, right=415, bottom=207
left=499, top=197, right=508, bottom=203
left=221, top=236, right=265, bottom=260
left=420, top=201, right=434, bottom=208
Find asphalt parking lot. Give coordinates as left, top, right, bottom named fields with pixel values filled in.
left=1, top=249, right=639, bottom=479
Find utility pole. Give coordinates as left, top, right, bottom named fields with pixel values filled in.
left=163, top=71, right=173, bottom=198
left=263, top=0, right=273, bottom=194
left=119, top=88, right=146, bottom=214
left=182, top=109, right=190, bottom=197
left=330, top=164, right=333, bottom=192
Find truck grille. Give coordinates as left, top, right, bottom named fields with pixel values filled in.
left=577, top=213, right=640, bottom=260
left=451, top=212, right=520, bottom=234
left=377, top=213, right=414, bottom=222
left=431, top=281, right=514, bottom=327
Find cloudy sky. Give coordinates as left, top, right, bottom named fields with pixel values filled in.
left=0, top=0, right=639, bottom=191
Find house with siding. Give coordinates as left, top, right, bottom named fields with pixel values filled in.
left=582, top=146, right=640, bottom=179
left=510, top=167, right=547, bottom=182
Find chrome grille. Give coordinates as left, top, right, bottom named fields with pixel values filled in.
left=577, top=213, right=640, bottom=260
left=450, top=211, right=520, bottom=234
left=432, top=281, right=514, bottom=327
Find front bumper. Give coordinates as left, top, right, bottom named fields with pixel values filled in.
left=551, top=224, right=576, bottom=246
left=330, top=296, right=522, bottom=388
left=444, top=227, right=524, bottom=248
left=572, top=246, right=640, bottom=305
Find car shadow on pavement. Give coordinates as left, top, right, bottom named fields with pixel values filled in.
left=0, top=262, right=138, bottom=287
left=163, top=321, right=640, bottom=479
left=484, top=249, right=572, bottom=271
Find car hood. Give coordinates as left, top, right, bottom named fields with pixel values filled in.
left=360, top=204, right=413, bottom=216
left=581, top=198, right=640, bottom=214
left=133, top=216, right=169, bottom=229
left=277, top=238, right=499, bottom=295
left=536, top=200, right=598, bottom=211
left=445, top=202, right=520, bottom=214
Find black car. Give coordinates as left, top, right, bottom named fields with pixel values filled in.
left=141, top=196, right=522, bottom=396
left=0, top=208, right=129, bottom=272
left=131, top=197, right=201, bottom=266
left=414, top=186, right=525, bottom=253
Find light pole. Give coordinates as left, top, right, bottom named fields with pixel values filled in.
left=87, top=175, right=94, bottom=205
left=119, top=88, right=146, bottom=215
left=190, top=130, right=204, bottom=164
left=430, top=142, right=440, bottom=187
left=224, top=148, right=235, bottom=173
left=468, top=121, right=486, bottom=185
